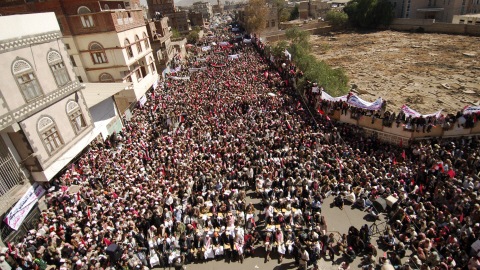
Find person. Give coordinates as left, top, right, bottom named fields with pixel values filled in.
left=275, top=228, right=286, bottom=263
left=300, top=246, right=309, bottom=270
left=338, top=261, right=350, bottom=270
left=344, top=246, right=356, bottom=263
left=264, top=232, right=273, bottom=263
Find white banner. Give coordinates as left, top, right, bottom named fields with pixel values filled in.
left=401, top=105, right=442, bottom=118
left=463, top=106, right=480, bottom=115
left=347, top=95, right=383, bottom=110
left=228, top=54, right=240, bottom=60
left=4, top=183, right=45, bottom=230
left=243, top=39, right=252, bottom=44
left=219, top=41, right=230, bottom=46
left=189, top=67, right=207, bottom=73
left=201, top=46, right=211, bottom=52
left=170, top=76, right=190, bottom=81
left=284, top=49, right=291, bottom=61
left=321, top=92, right=347, bottom=102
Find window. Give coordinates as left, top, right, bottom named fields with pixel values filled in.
left=104, top=4, right=110, bottom=10
left=48, top=50, right=70, bottom=87
left=77, top=6, right=91, bottom=14
left=66, top=101, right=86, bottom=133
left=99, top=72, right=115, bottom=82
left=89, top=42, right=107, bottom=64
left=149, top=56, right=156, bottom=73
left=77, top=76, right=83, bottom=82
left=271, top=20, right=275, bottom=27
left=135, top=68, right=143, bottom=82
left=12, top=59, right=43, bottom=102
left=143, top=32, right=150, bottom=49
left=135, top=35, right=142, bottom=54
left=70, top=55, right=77, bottom=67
left=125, top=39, right=133, bottom=58
left=80, top=15, right=94, bottom=28
left=65, top=43, right=70, bottom=50
left=37, top=116, right=63, bottom=154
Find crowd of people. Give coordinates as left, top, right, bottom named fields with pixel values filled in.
left=1, top=26, right=480, bottom=270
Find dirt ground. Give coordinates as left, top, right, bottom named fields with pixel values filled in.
left=310, top=30, right=480, bottom=114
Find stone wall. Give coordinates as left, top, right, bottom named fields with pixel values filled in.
left=390, top=18, right=480, bottom=36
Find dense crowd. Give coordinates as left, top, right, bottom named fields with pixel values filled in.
left=1, top=27, right=480, bottom=270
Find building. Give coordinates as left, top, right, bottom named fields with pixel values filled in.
left=0, top=13, right=95, bottom=239
left=192, top=1, right=213, bottom=21
left=146, top=0, right=175, bottom=18
left=452, top=13, right=480, bottom=24
left=167, top=10, right=191, bottom=33
left=212, top=0, right=224, bottom=15
left=388, top=0, right=470, bottom=22
left=190, top=11, right=206, bottom=27
left=146, top=16, right=176, bottom=74
left=0, top=0, right=159, bottom=113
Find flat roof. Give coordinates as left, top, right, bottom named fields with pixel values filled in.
left=0, top=13, right=60, bottom=41
left=81, top=83, right=131, bottom=108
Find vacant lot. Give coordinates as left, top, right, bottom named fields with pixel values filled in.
left=311, top=30, right=480, bottom=114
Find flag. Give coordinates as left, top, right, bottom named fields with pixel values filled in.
left=317, top=109, right=325, bottom=115
left=87, top=208, right=91, bottom=220
left=447, top=169, right=455, bottom=178
left=336, top=158, right=343, bottom=176
left=401, top=150, right=406, bottom=160
left=459, top=213, right=464, bottom=222
left=393, top=157, right=397, bottom=165
left=326, top=115, right=331, bottom=121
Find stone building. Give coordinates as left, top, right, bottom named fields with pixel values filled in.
left=0, top=13, right=95, bottom=241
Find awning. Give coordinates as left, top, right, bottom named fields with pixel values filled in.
left=417, top=7, right=444, bottom=12
left=81, top=83, right=131, bottom=108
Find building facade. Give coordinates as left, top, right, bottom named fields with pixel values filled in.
left=0, top=13, right=94, bottom=226
left=146, top=0, right=175, bottom=18
left=192, top=1, right=213, bottom=21
left=0, top=0, right=158, bottom=113
left=388, top=0, right=471, bottom=22
left=146, top=17, right=176, bottom=74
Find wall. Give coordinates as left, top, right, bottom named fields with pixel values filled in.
left=390, top=18, right=480, bottom=36
left=332, top=108, right=480, bottom=146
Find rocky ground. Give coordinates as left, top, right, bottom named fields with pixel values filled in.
left=310, top=30, right=480, bottom=114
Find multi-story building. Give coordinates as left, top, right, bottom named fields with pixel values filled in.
left=0, top=13, right=95, bottom=239
left=192, top=1, right=213, bottom=21
left=0, top=0, right=158, bottom=113
left=146, top=16, right=175, bottom=74
left=213, top=0, right=224, bottom=15
left=168, top=10, right=191, bottom=33
left=190, top=11, right=206, bottom=27
left=388, top=0, right=470, bottom=22
left=146, top=0, right=176, bottom=18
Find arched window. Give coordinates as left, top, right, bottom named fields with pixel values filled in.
left=149, top=56, right=156, bottom=74
left=77, top=6, right=91, bottom=14
left=66, top=100, right=86, bottom=133
left=118, top=4, right=123, bottom=9
left=37, top=116, right=63, bottom=154
left=99, top=72, right=114, bottom=82
left=135, top=35, right=142, bottom=54
left=124, top=39, right=133, bottom=58
left=47, top=50, right=70, bottom=87
left=104, top=4, right=110, bottom=10
left=89, top=42, right=107, bottom=64
left=78, top=6, right=94, bottom=28
left=12, top=59, right=43, bottom=102
left=143, top=32, right=150, bottom=49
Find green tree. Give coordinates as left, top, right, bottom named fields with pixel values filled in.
left=171, top=29, right=181, bottom=39
left=244, top=0, right=268, bottom=33
left=344, top=0, right=394, bottom=28
left=187, top=31, right=200, bottom=44
left=325, top=10, right=348, bottom=28
left=290, top=4, right=299, bottom=20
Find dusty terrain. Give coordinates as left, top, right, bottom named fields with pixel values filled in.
left=310, top=30, right=480, bottom=114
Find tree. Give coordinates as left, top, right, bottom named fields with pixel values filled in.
left=244, top=0, right=268, bottom=33
left=187, top=31, right=200, bottom=44
left=290, top=4, right=299, bottom=20
left=344, top=0, right=394, bottom=28
left=325, top=10, right=348, bottom=28
left=171, top=29, right=181, bottom=39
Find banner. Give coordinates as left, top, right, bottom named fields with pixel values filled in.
left=211, top=64, right=227, bottom=68
left=170, top=76, right=190, bottom=81
left=228, top=54, right=240, bottom=60
left=463, top=106, right=480, bottom=115
left=219, top=41, right=230, bottom=46
left=201, top=46, right=211, bottom=52
left=401, top=105, right=442, bottom=118
left=243, top=39, right=252, bottom=44
left=4, top=183, right=45, bottom=230
left=347, top=95, right=383, bottom=110
left=321, top=92, right=347, bottom=102
left=188, top=67, right=207, bottom=73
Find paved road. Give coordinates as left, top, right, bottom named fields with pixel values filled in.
left=155, top=193, right=395, bottom=270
